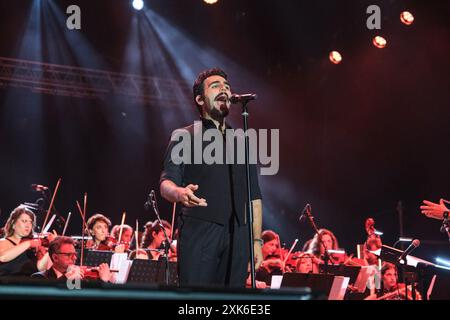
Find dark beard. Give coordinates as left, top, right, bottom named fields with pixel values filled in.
left=209, top=105, right=229, bottom=120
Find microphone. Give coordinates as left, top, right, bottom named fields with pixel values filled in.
left=150, top=190, right=156, bottom=203
left=144, top=190, right=157, bottom=211
left=230, top=93, right=257, bottom=104
left=299, top=204, right=311, bottom=223
left=398, top=239, right=420, bottom=264
left=144, top=191, right=154, bottom=211
left=31, top=184, right=48, bottom=192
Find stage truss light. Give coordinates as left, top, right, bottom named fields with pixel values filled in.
left=329, top=51, right=342, bottom=64
left=373, top=36, right=387, bottom=49
left=132, top=0, right=144, bottom=11
left=400, top=11, right=414, bottom=26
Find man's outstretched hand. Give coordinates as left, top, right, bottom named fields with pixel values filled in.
left=420, top=199, right=449, bottom=220
left=177, top=184, right=208, bottom=208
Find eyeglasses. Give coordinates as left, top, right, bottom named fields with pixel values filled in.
left=55, top=252, right=77, bottom=257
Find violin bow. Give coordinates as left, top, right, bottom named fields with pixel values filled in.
left=39, top=178, right=61, bottom=238
left=282, top=238, right=299, bottom=266
left=61, top=212, right=71, bottom=236
left=170, top=202, right=176, bottom=242
left=118, top=212, right=126, bottom=243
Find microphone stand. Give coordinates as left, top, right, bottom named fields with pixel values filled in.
left=145, top=191, right=171, bottom=286
left=300, top=204, right=332, bottom=274
left=239, top=99, right=257, bottom=289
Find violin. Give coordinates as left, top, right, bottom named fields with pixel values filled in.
left=66, top=264, right=118, bottom=281
left=85, top=238, right=115, bottom=251
left=261, top=254, right=285, bottom=274
left=376, top=283, right=422, bottom=300
left=20, top=233, right=55, bottom=248
left=105, top=236, right=131, bottom=253
left=82, top=265, right=118, bottom=281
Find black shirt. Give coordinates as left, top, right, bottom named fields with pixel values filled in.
left=31, top=268, right=67, bottom=282
left=160, top=118, right=262, bottom=225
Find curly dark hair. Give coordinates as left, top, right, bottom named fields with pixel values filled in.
left=192, top=68, right=228, bottom=115
left=141, top=220, right=171, bottom=249
left=86, top=213, right=111, bottom=234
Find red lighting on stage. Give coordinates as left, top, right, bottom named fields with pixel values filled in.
left=373, top=36, right=387, bottom=49
left=329, top=51, right=342, bottom=64
left=400, top=11, right=414, bottom=25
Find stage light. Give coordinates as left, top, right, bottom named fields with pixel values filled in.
left=132, top=0, right=144, bottom=11
left=400, top=11, right=414, bottom=25
left=373, top=36, right=387, bottom=49
left=204, top=0, right=219, bottom=4
left=398, top=237, right=413, bottom=242
left=329, top=51, right=342, bottom=64
left=436, top=257, right=450, bottom=268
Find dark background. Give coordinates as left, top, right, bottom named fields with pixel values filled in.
left=0, top=0, right=449, bottom=262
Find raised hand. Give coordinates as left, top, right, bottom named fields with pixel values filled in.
left=421, top=199, right=449, bottom=220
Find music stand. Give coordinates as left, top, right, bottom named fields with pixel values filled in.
left=75, top=249, right=113, bottom=267
left=416, top=263, right=450, bottom=300
left=127, top=259, right=178, bottom=286
left=318, top=265, right=361, bottom=284
left=280, top=272, right=349, bottom=300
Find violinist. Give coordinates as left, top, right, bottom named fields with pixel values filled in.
left=256, top=230, right=284, bottom=285
left=32, top=236, right=78, bottom=281
left=140, top=220, right=172, bottom=261
left=305, top=228, right=344, bottom=265
left=32, top=236, right=115, bottom=283
left=85, top=213, right=123, bottom=252
left=110, top=224, right=133, bottom=252
left=365, top=263, right=422, bottom=300
left=0, top=205, right=55, bottom=277
left=296, top=252, right=319, bottom=274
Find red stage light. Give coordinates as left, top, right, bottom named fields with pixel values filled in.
left=329, top=51, right=342, bottom=64
left=373, top=36, right=387, bottom=49
left=400, top=11, right=414, bottom=25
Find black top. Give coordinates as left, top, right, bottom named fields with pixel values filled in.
left=31, top=268, right=67, bottom=282
left=160, top=118, right=262, bottom=225
left=0, top=238, right=38, bottom=277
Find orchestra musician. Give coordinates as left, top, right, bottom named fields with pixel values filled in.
left=85, top=213, right=125, bottom=253
left=296, top=252, right=319, bottom=274
left=365, top=262, right=422, bottom=300
left=255, top=230, right=284, bottom=285
left=305, top=228, right=345, bottom=265
left=0, top=205, right=56, bottom=277
left=110, top=224, right=133, bottom=251
left=32, top=236, right=115, bottom=283
left=140, top=220, right=173, bottom=261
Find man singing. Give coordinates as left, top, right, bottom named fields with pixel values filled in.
left=160, top=68, right=263, bottom=288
